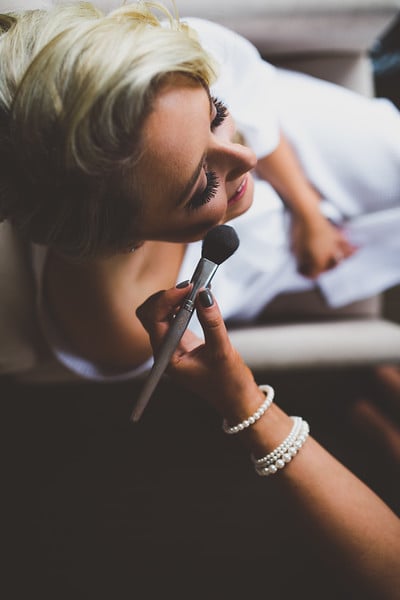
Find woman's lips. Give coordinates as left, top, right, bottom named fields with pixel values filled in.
left=228, top=175, right=248, bottom=206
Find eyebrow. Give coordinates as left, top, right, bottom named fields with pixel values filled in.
left=175, top=91, right=214, bottom=207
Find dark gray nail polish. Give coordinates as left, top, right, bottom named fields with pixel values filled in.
left=176, top=279, right=190, bottom=288
left=199, top=289, right=214, bottom=307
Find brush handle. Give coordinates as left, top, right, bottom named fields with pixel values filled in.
left=130, top=259, right=218, bottom=422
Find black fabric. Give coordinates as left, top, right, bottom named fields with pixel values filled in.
left=3, top=371, right=399, bottom=600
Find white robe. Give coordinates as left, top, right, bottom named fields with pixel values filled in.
left=182, top=18, right=400, bottom=334
left=32, top=18, right=400, bottom=379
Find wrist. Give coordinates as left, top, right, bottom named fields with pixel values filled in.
left=287, top=188, right=323, bottom=222
left=240, top=403, right=294, bottom=457
left=292, top=201, right=324, bottom=222
left=222, top=384, right=275, bottom=434
left=221, top=384, right=294, bottom=456
left=221, top=382, right=267, bottom=426
left=219, top=383, right=310, bottom=477
left=292, top=208, right=330, bottom=236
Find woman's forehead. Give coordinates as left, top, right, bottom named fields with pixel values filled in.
left=139, top=79, right=211, bottom=193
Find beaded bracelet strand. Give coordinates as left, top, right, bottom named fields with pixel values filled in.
left=252, top=416, right=303, bottom=467
left=222, top=384, right=275, bottom=434
left=252, top=416, right=310, bottom=476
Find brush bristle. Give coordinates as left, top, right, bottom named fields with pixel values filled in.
left=201, top=225, right=240, bottom=264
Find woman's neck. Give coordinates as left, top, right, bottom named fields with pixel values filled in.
left=48, top=240, right=186, bottom=283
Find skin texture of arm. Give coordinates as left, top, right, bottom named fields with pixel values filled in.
left=245, top=407, right=400, bottom=600
left=137, top=284, right=400, bottom=599
left=255, top=133, right=356, bottom=278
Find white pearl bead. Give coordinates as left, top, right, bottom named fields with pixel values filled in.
left=268, top=464, right=278, bottom=474
left=275, top=459, right=285, bottom=469
left=282, top=453, right=292, bottom=463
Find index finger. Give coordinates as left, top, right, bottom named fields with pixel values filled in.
left=136, top=284, right=192, bottom=348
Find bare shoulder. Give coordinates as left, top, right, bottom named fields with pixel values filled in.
left=43, top=243, right=185, bottom=372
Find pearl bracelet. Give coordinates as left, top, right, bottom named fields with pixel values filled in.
left=252, top=416, right=302, bottom=466
left=222, top=384, right=275, bottom=435
left=252, top=416, right=310, bottom=476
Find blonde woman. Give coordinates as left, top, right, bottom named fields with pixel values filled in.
left=0, top=2, right=400, bottom=383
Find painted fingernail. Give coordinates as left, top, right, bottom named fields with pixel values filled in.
left=176, top=280, right=190, bottom=288
left=199, top=289, right=214, bottom=307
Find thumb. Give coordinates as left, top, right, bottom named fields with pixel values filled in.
left=195, top=288, right=232, bottom=356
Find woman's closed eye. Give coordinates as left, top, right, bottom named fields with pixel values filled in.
left=186, top=170, right=219, bottom=211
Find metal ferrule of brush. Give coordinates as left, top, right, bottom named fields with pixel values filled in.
left=186, top=258, right=218, bottom=309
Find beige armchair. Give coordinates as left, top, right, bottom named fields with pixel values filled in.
left=1, top=0, right=400, bottom=382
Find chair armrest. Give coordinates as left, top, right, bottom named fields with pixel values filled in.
left=229, top=319, right=400, bottom=372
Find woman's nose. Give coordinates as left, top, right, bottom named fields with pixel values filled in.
left=210, top=138, right=257, bottom=181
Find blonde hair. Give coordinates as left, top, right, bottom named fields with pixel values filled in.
left=0, top=2, right=216, bottom=258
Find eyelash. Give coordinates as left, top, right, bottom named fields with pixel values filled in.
left=211, top=97, right=228, bottom=129
left=186, top=169, right=219, bottom=211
